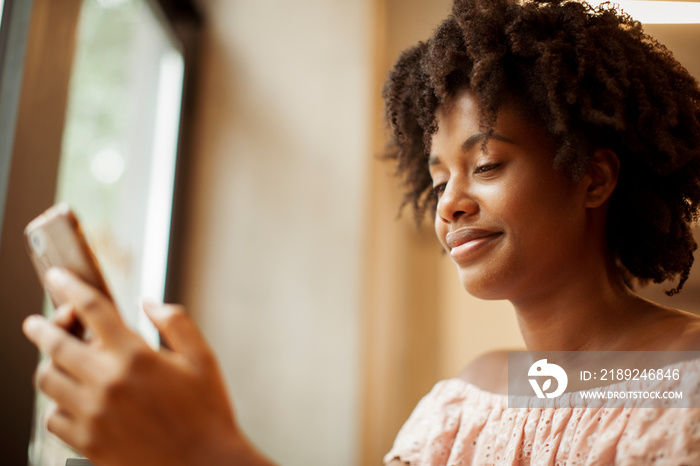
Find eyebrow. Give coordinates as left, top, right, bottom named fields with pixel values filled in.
left=428, top=132, right=515, bottom=166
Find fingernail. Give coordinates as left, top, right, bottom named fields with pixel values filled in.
left=141, top=298, right=160, bottom=313
left=45, top=268, right=69, bottom=288
left=141, top=299, right=169, bottom=319
left=140, top=298, right=159, bottom=311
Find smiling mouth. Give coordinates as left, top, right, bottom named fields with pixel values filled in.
left=446, top=228, right=503, bottom=263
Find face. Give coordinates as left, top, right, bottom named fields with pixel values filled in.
left=429, top=89, right=590, bottom=302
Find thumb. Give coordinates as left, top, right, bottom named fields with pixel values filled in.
left=142, top=301, right=214, bottom=366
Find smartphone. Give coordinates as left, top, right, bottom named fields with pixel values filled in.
left=24, top=203, right=113, bottom=312
left=25, top=203, right=168, bottom=349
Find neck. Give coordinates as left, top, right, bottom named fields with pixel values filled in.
left=512, top=253, right=650, bottom=352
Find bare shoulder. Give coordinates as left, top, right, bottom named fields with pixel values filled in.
left=646, top=305, right=700, bottom=350
left=457, top=347, right=524, bottom=394
left=668, top=318, right=700, bottom=350
left=631, top=300, right=700, bottom=351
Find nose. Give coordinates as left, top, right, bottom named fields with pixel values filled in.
left=436, top=179, right=479, bottom=224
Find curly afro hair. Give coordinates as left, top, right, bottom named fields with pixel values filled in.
left=382, top=0, right=700, bottom=295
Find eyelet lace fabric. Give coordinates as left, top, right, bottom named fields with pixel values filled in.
left=384, top=359, right=700, bottom=465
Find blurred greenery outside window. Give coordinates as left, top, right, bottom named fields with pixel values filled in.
left=30, top=0, right=184, bottom=463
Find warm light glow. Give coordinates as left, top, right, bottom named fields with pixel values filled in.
left=586, top=1, right=700, bottom=24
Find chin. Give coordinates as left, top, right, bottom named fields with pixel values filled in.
left=457, top=268, right=513, bottom=301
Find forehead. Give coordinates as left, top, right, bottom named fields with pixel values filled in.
left=430, top=89, right=559, bottom=160
left=431, top=90, right=482, bottom=150
left=435, top=89, right=480, bottom=128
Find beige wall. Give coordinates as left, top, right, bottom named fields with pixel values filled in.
left=180, top=0, right=370, bottom=464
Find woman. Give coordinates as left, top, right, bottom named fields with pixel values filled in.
left=382, top=0, right=700, bottom=463
left=23, top=0, right=700, bottom=464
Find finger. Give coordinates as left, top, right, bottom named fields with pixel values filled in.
left=51, top=304, right=85, bottom=338
left=23, top=315, right=98, bottom=381
left=51, top=304, right=75, bottom=327
left=35, top=359, right=83, bottom=415
left=45, top=268, right=125, bottom=346
left=44, top=405, right=82, bottom=452
left=142, top=301, right=214, bottom=366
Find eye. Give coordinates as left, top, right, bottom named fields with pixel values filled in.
left=474, top=163, right=501, bottom=174
left=432, top=183, right=446, bottom=198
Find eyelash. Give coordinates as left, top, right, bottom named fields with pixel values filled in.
left=474, top=163, right=501, bottom=174
left=432, top=184, right=446, bottom=197
left=432, top=163, right=501, bottom=197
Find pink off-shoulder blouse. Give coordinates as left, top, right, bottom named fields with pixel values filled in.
left=384, top=359, right=700, bottom=465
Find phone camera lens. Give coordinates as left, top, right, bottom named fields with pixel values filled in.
left=29, top=230, right=47, bottom=255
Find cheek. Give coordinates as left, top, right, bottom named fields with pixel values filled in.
left=506, top=179, right=585, bottom=251
left=472, top=180, right=523, bottom=227
left=478, top=173, right=581, bottom=242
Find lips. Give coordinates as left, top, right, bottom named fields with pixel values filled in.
left=446, top=228, right=503, bottom=263
left=446, top=228, right=502, bottom=249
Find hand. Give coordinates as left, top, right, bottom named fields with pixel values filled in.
left=23, top=268, right=272, bottom=466
left=49, top=299, right=83, bottom=337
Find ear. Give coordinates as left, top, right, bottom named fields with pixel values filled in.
left=584, top=148, right=620, bottom=208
